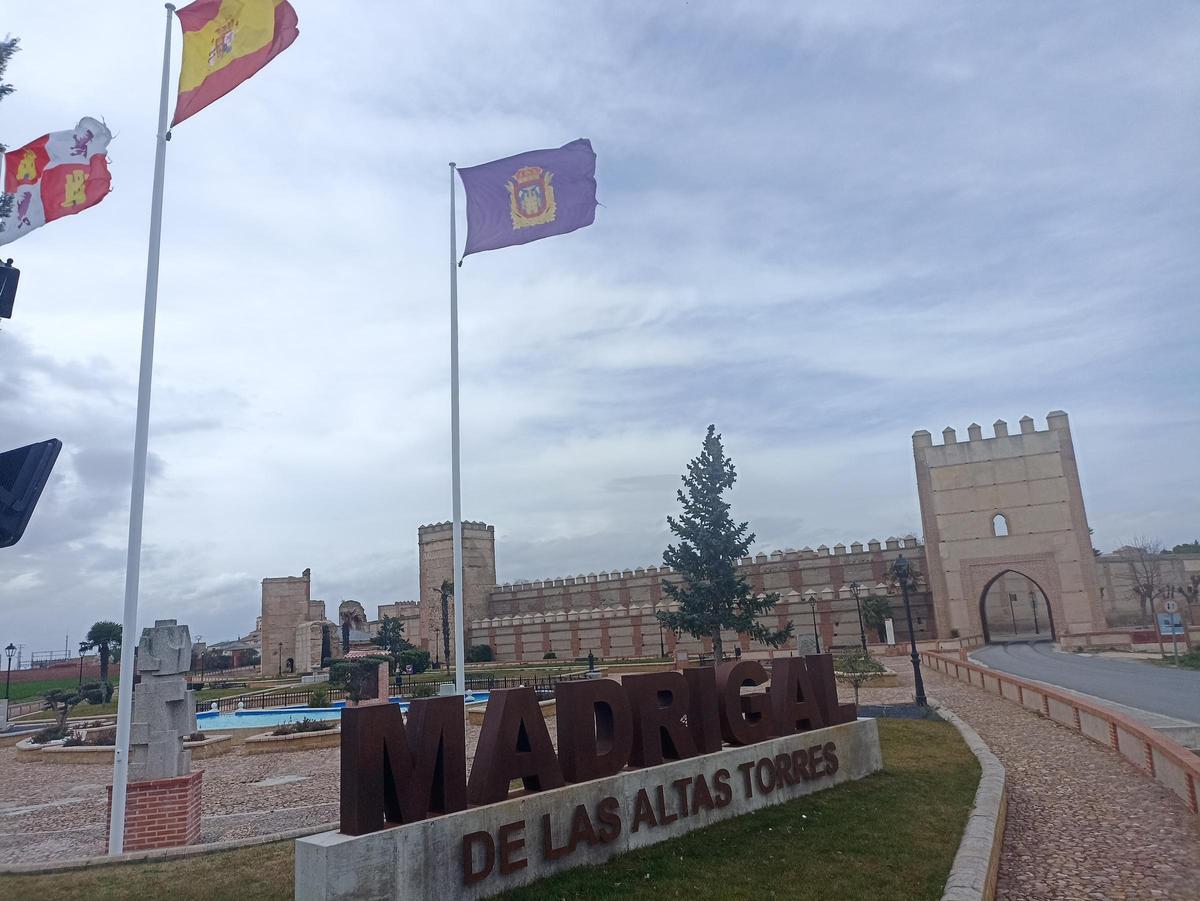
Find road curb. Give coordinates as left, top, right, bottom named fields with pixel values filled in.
left=930, top=696, right=1007, bottom=901
left=0, top=820, right=337, bottom=876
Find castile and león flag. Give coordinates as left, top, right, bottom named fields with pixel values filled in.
left=0, top=117, right=113, bottom=247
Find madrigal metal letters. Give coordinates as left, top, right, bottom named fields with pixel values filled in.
left=338, top=655, right=860, bottom=883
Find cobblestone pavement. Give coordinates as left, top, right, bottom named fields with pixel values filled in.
left=0, top=720, right=494, bottom=862
left=913, top=663, right=1200, bottom=900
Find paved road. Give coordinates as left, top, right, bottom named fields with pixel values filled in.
left=972, top=640, right=1200, bottom=724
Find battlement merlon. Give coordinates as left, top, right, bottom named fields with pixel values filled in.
left=491, top=536, right=925, bottom=589
left=418, top=521, right=495, bottom=539
left=914, top=411, right=1072, bottom=450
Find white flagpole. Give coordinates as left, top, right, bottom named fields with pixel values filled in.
left=449, top=163, right=467, bottom=696
left=109, top=2, right=176, bottom=856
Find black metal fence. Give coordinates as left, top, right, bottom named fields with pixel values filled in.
left=194, top=669, right=591, bottom=713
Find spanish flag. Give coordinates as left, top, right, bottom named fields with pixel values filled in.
left=172, top=0, right=299, bottom=127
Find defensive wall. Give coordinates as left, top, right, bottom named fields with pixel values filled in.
left=466, top=536, right=935, bottom=661
left=252, top=410, right=1198, bottom=668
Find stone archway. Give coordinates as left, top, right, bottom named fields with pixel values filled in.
left=978, top=568, right=1057, bottom=643
left=958, top=552, right=1066, bottom=644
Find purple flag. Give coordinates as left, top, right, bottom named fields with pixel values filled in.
left=457, top=138, right=597, bottom=257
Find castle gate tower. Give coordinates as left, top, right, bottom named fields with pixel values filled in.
left=913, top=411, right=1105, bottom=644
left=417, top=521, right=497, bottom=658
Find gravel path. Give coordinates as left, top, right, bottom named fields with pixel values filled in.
left=915, top=663, right=1200, bottom=900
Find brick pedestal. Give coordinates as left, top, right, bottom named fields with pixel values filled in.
left=105, top=771, right=203, bottom=852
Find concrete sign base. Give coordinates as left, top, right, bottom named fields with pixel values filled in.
left=295, top=717, right=882, bottom=901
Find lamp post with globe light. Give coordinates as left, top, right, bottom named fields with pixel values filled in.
left=890, top=555, right=927, bottom=707
left=849, top=581, right=868, bottom=652
left=804, top=592, right=821, bottom=654
left=4, top=643, right=14, bottom=700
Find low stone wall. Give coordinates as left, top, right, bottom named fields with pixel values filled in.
left=186, top=734, right=234, bottom=759
left=17, top=739, right=114, bottom=765
left=920, top=651, right=1200, bottom=816
left=244, top=727, right=340, bottom=755
left=930, top=699, right=1006, bottom=901
left=296, top=717, right=882, bottom=901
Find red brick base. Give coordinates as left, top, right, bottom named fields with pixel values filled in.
left=105, top=771, right=203, bottom=852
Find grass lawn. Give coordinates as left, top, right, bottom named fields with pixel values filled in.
left=0, top=718, right=977, bottom=901
left=1148, top=649, right=1200, bottom=670
left=13, top=684, right=244, bottom=722
left=4, top=675, right=120, bottom=702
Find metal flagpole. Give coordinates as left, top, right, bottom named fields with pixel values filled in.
left=449, top=162, right=466, bottom=696
left=109, top=2, right=176, bottom=856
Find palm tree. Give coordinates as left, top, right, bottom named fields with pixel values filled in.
left=80, top=621, right=122, bottom=684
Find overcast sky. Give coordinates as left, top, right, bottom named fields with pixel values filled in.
left=1, top=2, right=1197, bottom=655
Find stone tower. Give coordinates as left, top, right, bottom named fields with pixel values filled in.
left=259, top=571, right=329, bottom=676
left=418, top=521, right=497, bottom=657
left=913, top=410, right=1105, bottom=643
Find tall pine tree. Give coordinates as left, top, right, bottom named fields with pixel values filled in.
left=0, top=36, right=19, bottom=222
left=657, top=425, right=793, bottom=659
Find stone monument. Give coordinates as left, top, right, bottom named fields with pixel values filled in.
left=104, top=619, right=204, bottom=852
left=130, top=619, right=197, bottom=780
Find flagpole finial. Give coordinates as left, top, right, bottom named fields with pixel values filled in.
left=449, top=162, right=456, bottom=169
left=165, top=2, right=176, bottom=10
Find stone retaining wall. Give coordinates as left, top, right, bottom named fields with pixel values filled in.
left=920, top=650, right=1200, bottom=816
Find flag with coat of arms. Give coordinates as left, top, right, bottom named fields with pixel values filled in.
left=0, top=117, right=113, bottom=247
left=456, top=138, right=598, bottom=257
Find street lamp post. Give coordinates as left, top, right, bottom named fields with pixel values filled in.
left=849, top=581, right=868, bottom=652
left=1007, top=593, right=1019, bottom=636
left=277, top=642, right=283, bottom=678
left=78, top=646, right=86, bottom=688
left=1029, top=592, right=1040, bottom=636
left=658, top=620, right=665, bottom=658
left=4, top=643, right=14, bottom=700
left=891, top=555, right=927, bottom=707
left=804, top=593, right=821, bottom=654
left=433, top=627, right=441, bottom=669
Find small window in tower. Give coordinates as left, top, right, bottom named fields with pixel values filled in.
left=992, top=513, right=1009, bottom=537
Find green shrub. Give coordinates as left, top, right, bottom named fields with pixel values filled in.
left=30, top=725, right=70, bottom=745
left=308, top=685, right=330, bottom=708
left=330, top=658, right=387, bottom=702
left=272, top=717, right=338, bottom=737
left=835, top=647, right=886, bottom=704
left=543, top=651, right=557, bottom=659
left=466, top=644, right=494, bottom=663
left=396, top=648, right=430, bottom=674
left=408, top=682, right=437, bottom=699
left=62, top=730, right=114, bottom=747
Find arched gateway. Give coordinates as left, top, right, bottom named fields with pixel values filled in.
left=978, top=568, right=1056, bottom=643
left=913, top=411, right=1105, bottom=645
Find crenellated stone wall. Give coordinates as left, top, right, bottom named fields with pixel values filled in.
left=467, top=537, right=935, bottom=662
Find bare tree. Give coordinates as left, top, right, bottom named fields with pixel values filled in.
left=1125, top=538, right=1170, bottom=621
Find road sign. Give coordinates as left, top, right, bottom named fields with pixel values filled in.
left=1157, top=612, right=1184, bottom=636
left=1164, top=599, right=1179, bottom=614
